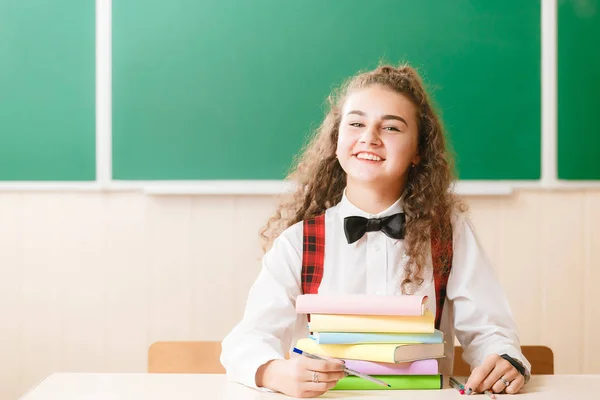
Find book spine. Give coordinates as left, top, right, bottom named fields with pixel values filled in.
left=308, top=314, right=434, bottom=333
left=331, top=374, right=443, bottom=390
left=314, top=331, right=443, bottom=344
left=343, top=359, right=439, bottom=375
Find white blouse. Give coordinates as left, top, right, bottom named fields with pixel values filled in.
left=220, top=192, right=530, bottom=390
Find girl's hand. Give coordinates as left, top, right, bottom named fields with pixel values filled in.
left=256, top=356, right=346, bottom=398
left=465, top=354, right=525, bottom=395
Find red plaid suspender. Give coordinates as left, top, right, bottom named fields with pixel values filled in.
left=301, top=215, right=326, bottom=296
left=431, top=226, right=453, bottom=330
left=301, top=215, right=453, bottom=330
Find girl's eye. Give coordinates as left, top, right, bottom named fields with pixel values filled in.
left=383, top=126, right=401, bottom=132
left=349, top=122, right=364, bottom=128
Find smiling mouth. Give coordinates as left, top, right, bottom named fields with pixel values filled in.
left=353, top=152, right=385, bottom=162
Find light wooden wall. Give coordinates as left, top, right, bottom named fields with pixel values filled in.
left=0, top=189, right=598, bottom=399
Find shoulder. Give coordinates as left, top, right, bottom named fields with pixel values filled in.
left=450, top=208, right=468, bottom=235
left=430, top=207, right=469, bottom=244
left=447, top=207, right=486, bottom=254
left=276, top=219, right=304, bottom=255
left=275, top=209, right=334, bottom=255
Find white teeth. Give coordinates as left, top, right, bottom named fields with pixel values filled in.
left=356, top=153, right=382, bottom=161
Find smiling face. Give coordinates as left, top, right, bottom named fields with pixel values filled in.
left=336, top=84, right=420, bottom=194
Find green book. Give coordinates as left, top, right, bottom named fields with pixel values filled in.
left=332, top=374, right=443, bottom=390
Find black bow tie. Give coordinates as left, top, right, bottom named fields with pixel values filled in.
left=343, top=213, right=406, bottom=244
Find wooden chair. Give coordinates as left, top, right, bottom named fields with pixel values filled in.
left=148, top=341, right=225, bottom=374
left=453, top=346, right=554, bottom=376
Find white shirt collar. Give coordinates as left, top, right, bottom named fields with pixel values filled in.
left=336, top=188, right=404, bottom=220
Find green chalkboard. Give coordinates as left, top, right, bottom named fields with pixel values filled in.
left=0, top=0, right=95, bottom=181
left=112, top=0, right=541, bottom=180
left=558, top=0, right=600, bottom=180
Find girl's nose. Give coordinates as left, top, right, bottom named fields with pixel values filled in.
left=359, top=124, right=382, bottom=145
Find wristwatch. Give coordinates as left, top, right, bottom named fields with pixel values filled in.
left=500, top=354, right=531, bottom=384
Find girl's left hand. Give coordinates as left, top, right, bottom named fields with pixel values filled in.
left=465, top=354, right=525, bottom=395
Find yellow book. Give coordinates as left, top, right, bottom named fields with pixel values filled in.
left=295, top=337, right=445, bottom=363
left=308, top=311, right=435, bottom=333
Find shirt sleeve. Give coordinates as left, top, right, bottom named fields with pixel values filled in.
left=447, top=214, right=532, bottom=381
left=220, top=224, right=304, bottom=390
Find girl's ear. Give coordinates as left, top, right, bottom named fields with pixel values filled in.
left=412, top=154, right=422, bottom=166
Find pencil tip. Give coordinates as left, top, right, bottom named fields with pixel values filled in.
left=387, top=384, right=391, bottom=387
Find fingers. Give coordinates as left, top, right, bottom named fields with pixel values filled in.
left=281, top=357, right=346, bottom=398
left=305, top=381, right=338, bottom=392
left=301, top=356, right=345, bottom=372
left=491, top=378, right=508, bottom=394
left=490, top=369, right=520, bottom=393
left=465, top=355, right=498, bottom=394
left=303, top=370, right=346, bottom=383
left=477, top=359, right=513, bottom=393
left=477, top=366, right=504, bottom=393
left=294, top=381, right=338, bottom=398
left=505, top=374, right=525, bottom=394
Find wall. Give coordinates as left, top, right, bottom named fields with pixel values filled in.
left=0, top=189, right=599, bottom=399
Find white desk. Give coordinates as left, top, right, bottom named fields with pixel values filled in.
left=19, top=373, right=599, bottom=400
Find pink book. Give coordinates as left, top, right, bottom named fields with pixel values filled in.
left=295, top=294, right=428, bottom=316
left=343, top=359, right=439, bottom=375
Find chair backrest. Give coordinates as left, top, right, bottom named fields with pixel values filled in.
left=148, top=341, right=225, bottom=374
left=453, top=346, right=554, bottom=376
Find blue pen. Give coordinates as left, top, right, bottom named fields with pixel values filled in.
left=292, top=347, right=391, bottom=388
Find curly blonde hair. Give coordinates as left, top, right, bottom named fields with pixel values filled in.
left=260, top=63, right=467, bottom=293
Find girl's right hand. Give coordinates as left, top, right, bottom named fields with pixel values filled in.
left=256, top=356, right=346, bottom=398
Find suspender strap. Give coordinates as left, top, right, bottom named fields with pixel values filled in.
left=431, top=225, right=453, bottom=330
left=301, top=215, right=326, bottom=296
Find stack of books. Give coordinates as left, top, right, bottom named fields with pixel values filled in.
left=294, top=294, right=445, bottom=390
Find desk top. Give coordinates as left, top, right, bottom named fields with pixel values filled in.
left=19, top=373, right=599, bottom=400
